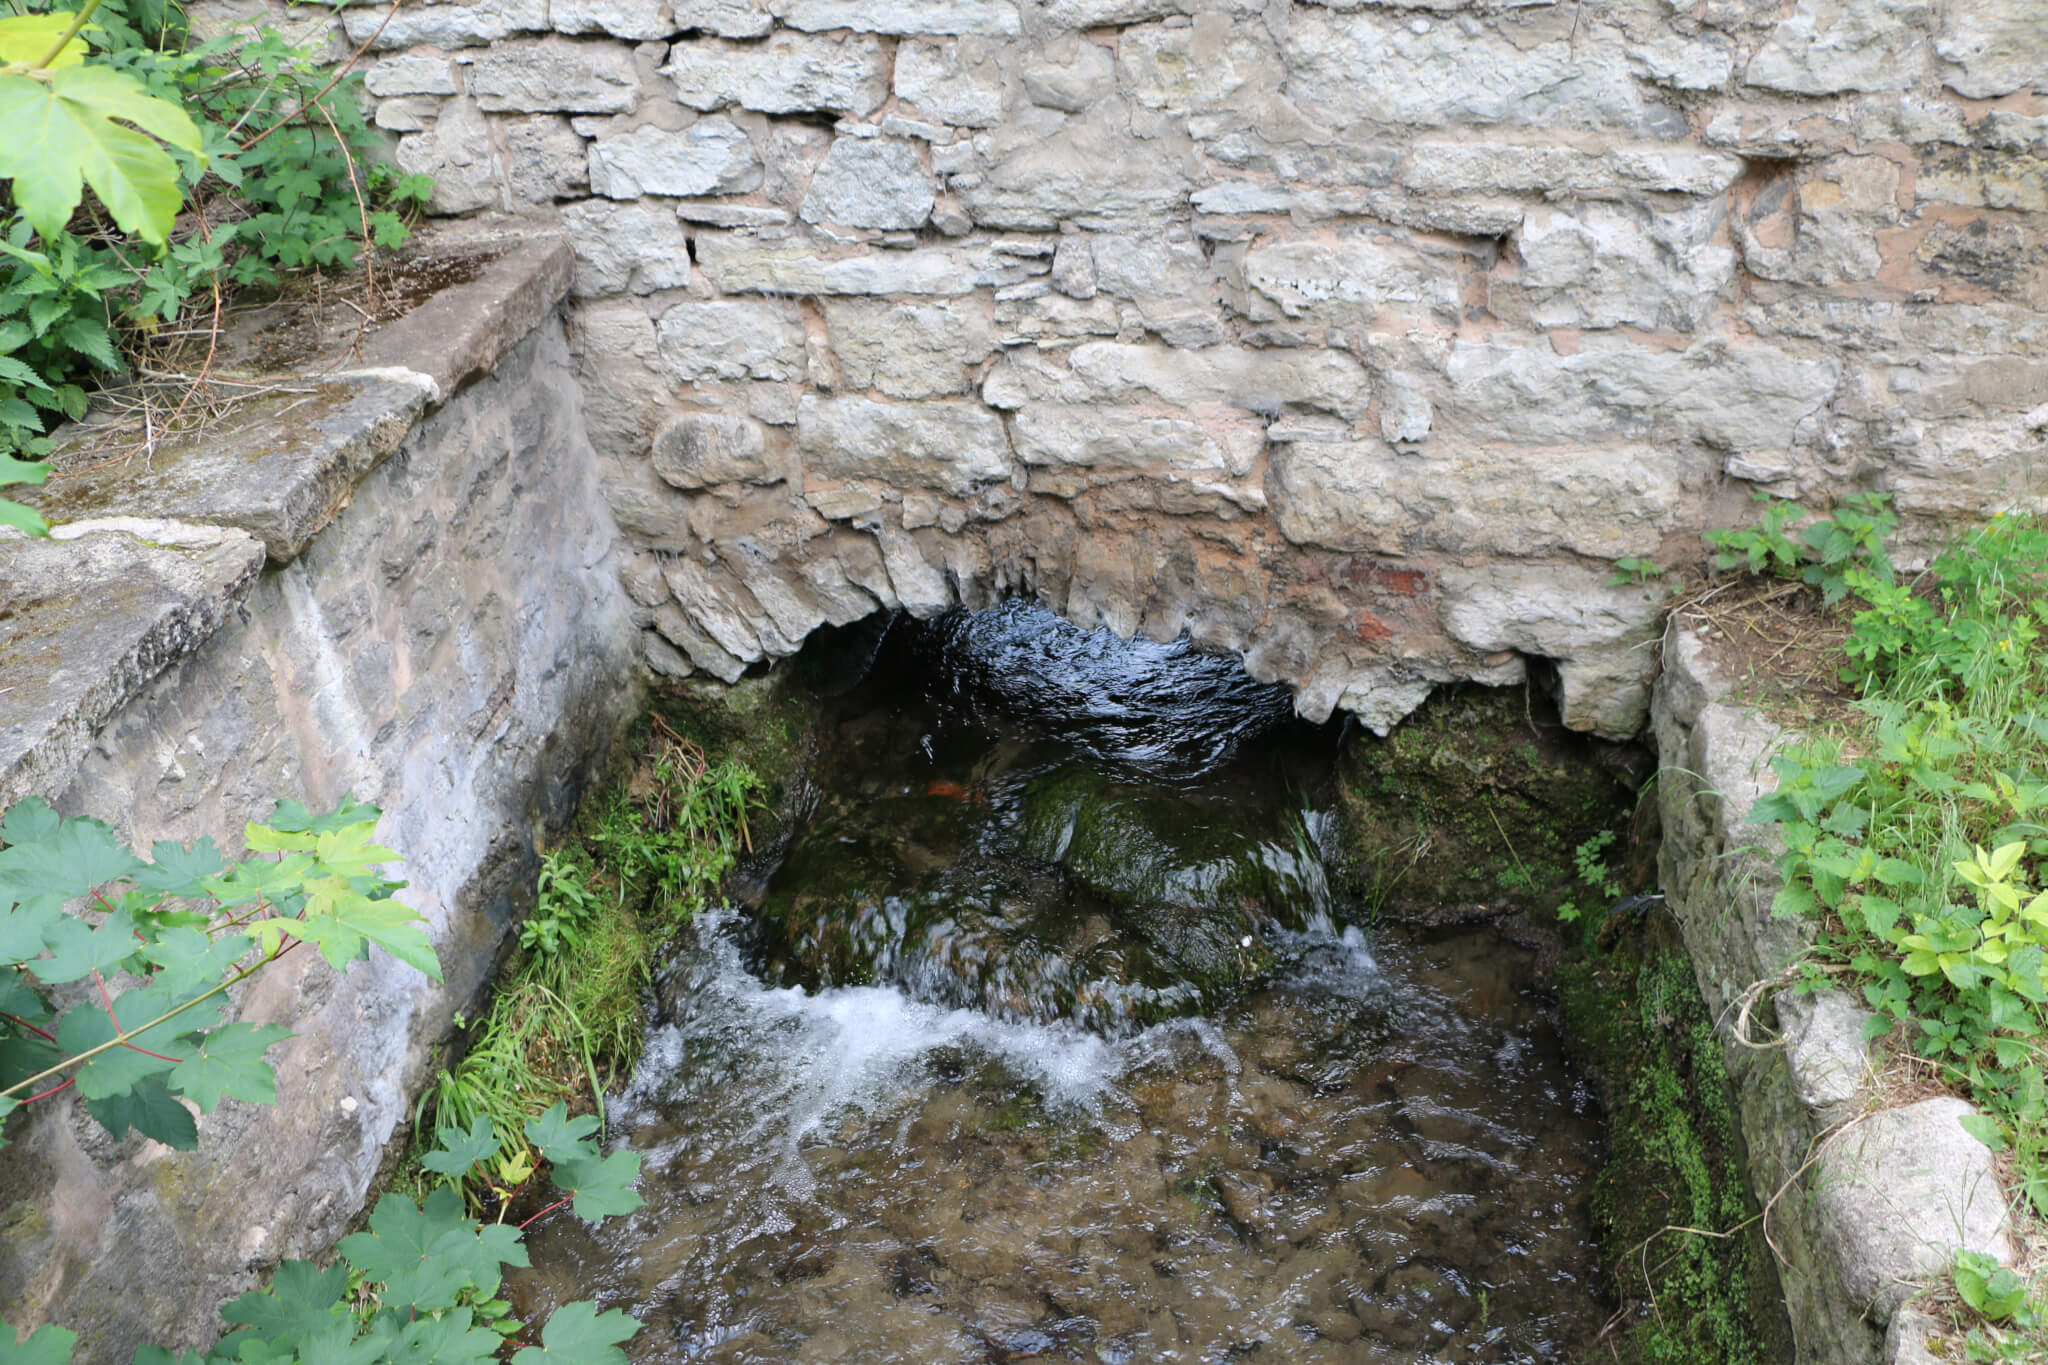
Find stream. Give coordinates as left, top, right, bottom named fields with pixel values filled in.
left=510, top=603, right=1610, bottom=1363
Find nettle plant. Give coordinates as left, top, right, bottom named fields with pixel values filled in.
left=0, top=797, right=643, bottom=1363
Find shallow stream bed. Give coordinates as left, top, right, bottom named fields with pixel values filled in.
left=510, top=605, right=1613, bottom=1362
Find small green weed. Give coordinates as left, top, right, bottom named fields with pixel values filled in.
left=1556, top=830, right=1623, bottom=928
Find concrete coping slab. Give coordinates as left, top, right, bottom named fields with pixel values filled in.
left=0, top=223, right=572, bottom=809
left=0, top=521, right=266, bottom=809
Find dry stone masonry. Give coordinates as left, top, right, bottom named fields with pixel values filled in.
left=310, top=0, right=2048, bottom=740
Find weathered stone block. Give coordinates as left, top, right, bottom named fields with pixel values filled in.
left=500, top=114, right=589, bottom=202
left=661, top=32, right=888, bottom=115
left=1512, top=200, right=1734, bottom=331
left=465, top=38, right=639, bottom=113
left=1403, top=141, right=1745, bottom=196
left=1238, top=231, right=1461, bottom=329
left=365, top=54, right=459, bottom=97
left=550, top=0, right=669, bottom=39
left=651, top=412, right=779, bottom=487
left=796, top=396, right=1013, bottom=495
left=1936, top=0, right=2048, bottom=97
left=587, top=118, right=762, bottom=199
left=1438, top=563, right=1666, bottom=737
left=1630, top=28, right=1736, bottom=89
left=1739, top=155, right=1900, bottom=287
left=1283, top=10, right=1642, bottom=129
left=823, top=299, right=994, bottom=398
left=560, top=199, right=692, bottom=295
left=1443, top=338, right=1839, bottom=452
left=800, top=137, right=934, bottom=230
left=1010, top=403, right=1263, bottom=474
left=955, top=116, right=1191, bottom=230
left=656, top=300, right=807, bottom=382
left=395, top=99, right=500, bottom=213
left=1066, top=341, right=1374, bottom=420
left=344, top=0, right=546, bottom=49
left=1021, top=34, right=1115, bottom=112
left=697, top=233, right=1041, bottom=296
left=1744, top=0, right=1931, bottom=95
left=672, top=0, right=771, bottom=36
left=1118, top=17, right=1279, bottom=118
left=1271, top=437, right=1679, bottom=558
left=894, top=37, right=1005, bottom=127
left=767, top=0, right=1020, bottom=34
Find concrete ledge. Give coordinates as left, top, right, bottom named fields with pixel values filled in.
left=0, top=520, right=266, bottom=809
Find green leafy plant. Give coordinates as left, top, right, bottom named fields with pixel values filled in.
left=1705, top=493, right=1803, bottom=578
left=1955, top=1252, right=2031, bottom=1323
left=0, top=796, right=650, bottom=1362
left=1556, top=830, right=1623, bottom=926
left=1607, top=557, right=1668, bottom=588
left=1703, top=491, right=1900, bottom=607
left=0, top=794, right=435, bottom=1150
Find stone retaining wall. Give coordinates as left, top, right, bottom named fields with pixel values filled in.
left=0, top=238, right=639, bottom=1360
left=1655, top=621, right=2018, bottom=1365
left=295, top=0, right=2048, bottom=739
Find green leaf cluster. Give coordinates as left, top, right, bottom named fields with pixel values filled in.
left=1, top=1116, right=642, bottom=1364
left=0, top=796, right=435, bottom=1151
left=0, top=0, right=435, bottom=531
left=1704, top=490, right=1899, bottom=607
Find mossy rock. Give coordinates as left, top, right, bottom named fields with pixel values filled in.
left=648, top=667, right=818, bottom=838
left=1332, top=685, right=1646, bottom=921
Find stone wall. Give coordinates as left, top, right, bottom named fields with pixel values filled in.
left=324, top=0, right=2048, bottom=739
left=0, top=241, right=638, bottom=1359
left=1655, top=622, right=2016, bottom=1365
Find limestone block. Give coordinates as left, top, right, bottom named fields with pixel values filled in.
left=656, top=300, right=807, bottom=382
left=550, top=0, right=669, bottom=39
left=798, top=553, right=886, bottom=624
left=343, top=0, right=545, bottom=49
left=661, top=33, right=888, bottom=115
left=768, top=0, right=1021, bottom=34
left=1283, top=9, right=1642, bottom=129
left=365, top=54, right=459, bottom=97
left=1010, top=403, right=1263, bottom=474
left=1043, top=0, right=1257, bottom=24
left=569, top=299, right=669, bottom=462
left=1238, top=231, right=1460, bottom=330
left=375, top=97, right=440, bottom=133
left=697, top=234, right=1042, bottom=296
left=1630, top=28, right=1736, bottom=89
left=1745, top=0, right=1931, bottom=95
left=1777, top=989, right=1875, bottom=1110
left=895, top=37, right=1006, bottom=127
left=1442, top=338, right=1838, bottom=452
left=1090, top=228, right=1226, bottom=346
left=1917, top=149, right=2048, bottom=213
left=1402, top=141, right=1745, bottom=196
left=800, top=137, right=934, bottom=230
left=672, top=0, right=771, bottom=36
left=1936, top=0, right=2048, bottom=97
left=1437, top=563, right=1665, bottom=737
left=955, top=114, right=1191, bottom=230
left=653, top=601, right=749, bottom=681
left=1117, top=16, right=1279, bottom=118
left=1814, top=1097, right=2014, bottom=1318
left=1513, top=200, right=1735, bottom=331
left=876, top=524, right=954, bottom=617
left=499, top=115, right=589, bottom=202
left=1052, top=234, right=1097, bottom=299
left=1379, top=371, right=1432, bottom=444
left=717, top=548, right=830, bottom=651
left=994, top=292, right=1122, bottom=345
left=465, top=38, right=639, bottom=113
left=823, top=299, right=994, bottom=398
left=587, top=118, right=762, bottom=199
left=1022, top=33, right=1116, bottom=111
left=796, top=396, right=1013, bottom=495
left=1735, top=156, right=1900, bottom=288
left=672, top=200, right=796, bottom=227
left=395, top=99, right=500, bottom=213
left=560, top=199, right=692, bottom=295
left=1066, top=341, right=1373, bottom=419
left=662, top=557, right=769, bottom=664
left=651, top=412, right=779, bottom=487
left=1270, top=438, right=1678, bottom=558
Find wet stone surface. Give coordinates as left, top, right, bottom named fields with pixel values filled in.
left=512, top=604, right=1611, bottom=1362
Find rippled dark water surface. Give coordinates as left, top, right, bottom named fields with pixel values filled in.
left=512, top=604, right=1609, bottom=1362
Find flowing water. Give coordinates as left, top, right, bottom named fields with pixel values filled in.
left=511, top=604, right=1611, bottom=1363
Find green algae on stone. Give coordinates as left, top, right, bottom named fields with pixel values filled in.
left=1331, top=685, right=1645, bottom=922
